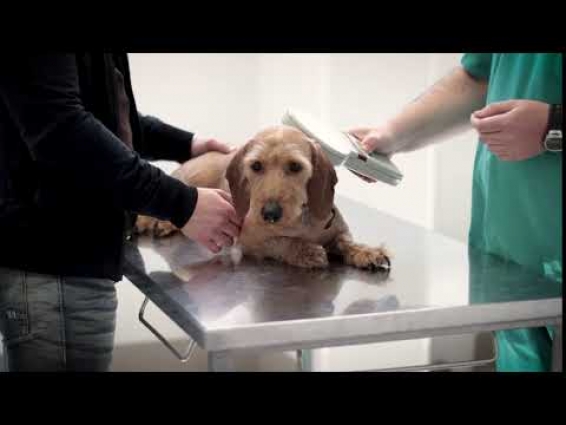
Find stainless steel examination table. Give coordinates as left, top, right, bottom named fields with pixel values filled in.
left=123, top=196, right=562, bottom=372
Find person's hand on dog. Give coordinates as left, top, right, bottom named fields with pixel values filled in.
left=191, top=137, right=235, bottom=158
left=181, top=188, right=242, bottom=253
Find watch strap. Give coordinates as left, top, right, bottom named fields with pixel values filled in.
left=548, top=104, right=562, bottom=132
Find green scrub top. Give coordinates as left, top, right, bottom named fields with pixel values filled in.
left=461, top=53, right=562, bottom=371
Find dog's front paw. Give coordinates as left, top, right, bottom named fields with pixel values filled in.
left=134, top=215, right=157, bottom=235
left=346, top=244, right=391, bottom=271
left=154, top=220, right=178, bottom=237
left=292, top=244, right=329, bottom=269
left=134, top=215, right=178, bottom=238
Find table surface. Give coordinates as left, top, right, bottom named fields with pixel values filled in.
left=124, top=196, right=562, bottom=353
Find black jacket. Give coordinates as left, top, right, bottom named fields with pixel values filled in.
left=0, top=54, right=198, bottom=281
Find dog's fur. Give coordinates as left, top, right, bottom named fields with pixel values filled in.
left=135, top=126, right=390, bottom=270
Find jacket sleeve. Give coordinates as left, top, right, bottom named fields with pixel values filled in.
left=138, top=114, right=195, bottom=163
left=461, top=53, right=493, bottom=81
left=0, top=54, right=197, bottom=228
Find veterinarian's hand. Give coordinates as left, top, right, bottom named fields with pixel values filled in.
left=349, top=126, right=394, bottom=155
left=347, top=126, right=395, bottom=183
left=191, top=137, right=234, bottom=157
left=470, top=100, right=549, bottom=161
left=181, top=188, right=242, bottom=253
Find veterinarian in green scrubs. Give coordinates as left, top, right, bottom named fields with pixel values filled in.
left=462, top=53, right=562, bottom=371
left=350, top=53, right=562, bottom=371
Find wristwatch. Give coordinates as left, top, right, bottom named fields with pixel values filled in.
left=543, top=104, right=562, bottom=152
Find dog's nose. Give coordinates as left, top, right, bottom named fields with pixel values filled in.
left=261, top=201, right=283, bottom=223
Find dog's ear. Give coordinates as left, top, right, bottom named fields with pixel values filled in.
left=226, top=141, right=252, bottom=219
left=307, top=141, right=338, bottom=221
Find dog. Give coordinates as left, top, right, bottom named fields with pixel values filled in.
left=135, top=126, right=390, bottom=271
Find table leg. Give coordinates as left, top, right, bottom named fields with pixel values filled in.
left=552, top=325, right=562, bottom=372
left=138, top=297, right=196, bottom=363
left=208, top=351, right=236, bottom=372
left=0, top=342, right=5, bottom=372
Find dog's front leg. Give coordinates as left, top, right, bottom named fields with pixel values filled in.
left=249, top=237, right=329, bottom=269
left=328, top=232, right=390, bottom=271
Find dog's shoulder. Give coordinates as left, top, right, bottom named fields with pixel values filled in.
left=175, top=151, right=235, bottom=189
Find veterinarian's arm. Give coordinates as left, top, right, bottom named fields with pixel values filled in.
left=351, top=65, right=489, bottom=155
left=0, top=54, right=197, bottom=229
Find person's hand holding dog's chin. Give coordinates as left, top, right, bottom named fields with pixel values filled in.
left=191, top=137, right=235, bottom=158
left=180, top=188, right=242, bottom=254
left=470, top=100, right=549, bottom=161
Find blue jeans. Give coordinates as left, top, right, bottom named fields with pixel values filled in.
left=0, top=266, right=117, bottom=372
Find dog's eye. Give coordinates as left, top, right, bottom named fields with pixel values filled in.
left=288, top=161, right=303, bottom=173
left=250, top=161, right=263, bottom=172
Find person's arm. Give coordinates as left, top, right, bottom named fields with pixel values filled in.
left=383, top=66, right=488, bottom=154
left=0, top=54, right=197, bottom=229
left=351, top=55, right=491, bottom=156
left=138, top=114, right=235, bottom=162
left=138, top=114, right=195, bottom=163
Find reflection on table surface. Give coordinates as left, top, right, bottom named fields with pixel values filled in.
left=124, top=197, right=561, bottom=331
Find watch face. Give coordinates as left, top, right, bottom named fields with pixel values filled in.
left=545, top=132, right=563, bottom=152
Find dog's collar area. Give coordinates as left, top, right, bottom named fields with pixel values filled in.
left=301, top=206, right=335, bottom=229
left=324, top=208, right=336, bottom=230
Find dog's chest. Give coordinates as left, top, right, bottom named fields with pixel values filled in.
left=238, top=218, right=337, bottom=249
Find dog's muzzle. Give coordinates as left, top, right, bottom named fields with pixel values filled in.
left=261, top=200, right=283, bottom=223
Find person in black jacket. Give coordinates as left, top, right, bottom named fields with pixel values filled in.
left=0, top=53, right=241, bottom=371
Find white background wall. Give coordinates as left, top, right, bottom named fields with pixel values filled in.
left=111, top=53, right=480, bottom=371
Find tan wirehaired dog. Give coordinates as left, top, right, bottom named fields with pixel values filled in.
left=135, top=126, right=390, bottom=271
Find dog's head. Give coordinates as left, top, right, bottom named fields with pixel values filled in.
left=226, top=126, right=337, bottom=229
